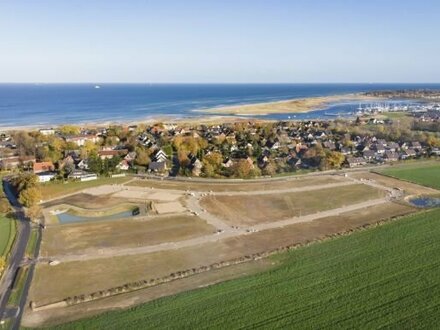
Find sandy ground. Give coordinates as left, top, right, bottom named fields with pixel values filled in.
left=196, top=93, right=381, bottom=115
left=154, top=201, right=187, bottom=214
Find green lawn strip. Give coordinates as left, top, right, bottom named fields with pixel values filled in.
left=0, top=215, right=16, bottom=257
left=25, top=229, right=38, bottom=258
left=46, top=209, right=440, bottom=329
left=7, top=266, right=29, bottom=307
left=39, top=176, right=131, bottom=200
left=379, top=163, right=440, bottom=190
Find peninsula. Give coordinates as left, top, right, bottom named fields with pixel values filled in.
left=197, top=93, right=381, bottom=116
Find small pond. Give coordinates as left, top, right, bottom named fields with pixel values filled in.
left=57, top=210, right=134, bottom=224
left=408, top=196, right=440, bottom=208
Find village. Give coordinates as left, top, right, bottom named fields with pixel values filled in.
left=0, top=113, right=439, bottom=183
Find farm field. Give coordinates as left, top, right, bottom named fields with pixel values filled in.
left=127, top=175, right=341, bottom=192
left=39, top=176, right=131, bottom=200
left=27, top=201, right=413, bottom=313
left=201, top=183, right=385, bottom=226
left=41, top=215, right=215, bottom=257
left=380, top=162, right=440, bottom=190
left=43, top=208, right=440, bottom=330
left=0, top=214, right=15, bottom=256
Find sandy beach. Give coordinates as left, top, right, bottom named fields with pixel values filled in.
left=195, top=93, right=381, bottom=116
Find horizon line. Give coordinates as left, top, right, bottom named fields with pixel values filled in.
left=1, top=82, right=440, bottom=85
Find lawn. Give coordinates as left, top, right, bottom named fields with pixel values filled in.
left=50, top=209, right=440, bottom=329
left=0, top=215, right=16, bottom=257
left=380, top=162, right=440, bottom=190
left=39, top=176, right=131, bottom=200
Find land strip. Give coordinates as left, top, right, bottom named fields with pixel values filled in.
left=196, top=93, right=380, bottom=115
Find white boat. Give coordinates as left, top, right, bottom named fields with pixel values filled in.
left=94, top=85, right=101, bottom=89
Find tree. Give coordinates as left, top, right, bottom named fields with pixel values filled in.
left=12, top=173, right=38, bottom=193
left=135, top=149, right=151, bottom=167
left=13, top=131, right=36, bottom=157
left=0, top=198, right=11, bottom=214
left=324, top=151, right=345, bottom=169
left=88, top=154, right=102, bottom=174
left=59, top=125, right=80, bottom=135
left=0, top=257, right=5, bottom=273
left=262, top=160, right=277, bottom=176
left=232, top=159, right=253, bottom=178
left=19, top=187, right=42, bottom=208
left=26, top=205, right=42, bottom=222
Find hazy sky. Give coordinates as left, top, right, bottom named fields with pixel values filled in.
left=1, top=0, right=439, bottom=83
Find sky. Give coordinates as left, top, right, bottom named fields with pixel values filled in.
left=0, top=0, right=439, bottom=83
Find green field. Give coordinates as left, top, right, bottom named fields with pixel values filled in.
left=50, top=209, right=440, bottom=329
left=380, top=162, right=440, bottom=190
left=0, top=215, right=15, bottom=256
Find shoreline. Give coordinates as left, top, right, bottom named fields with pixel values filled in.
left=0, top=115, right=267, bottom=132
left=194, top=93, right=382, bottom=115
left=0, top=93, right=381, bottom=132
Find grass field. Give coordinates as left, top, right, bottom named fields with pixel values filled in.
left=26, top=229, right=39, bottom=258
left=201, top=183, right=385, bottom=226
left=47, top=208, right=440, bottom=329
left=39, top=177, right=131, bottom=200
left=0, top=215, right=16, bottom=256
left=380, top=162, right=440, bottom=190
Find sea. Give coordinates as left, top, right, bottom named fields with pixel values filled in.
left=0, top=83, right=439, bottom=128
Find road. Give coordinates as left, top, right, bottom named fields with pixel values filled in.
left=0, top=180, right=39, bottom=330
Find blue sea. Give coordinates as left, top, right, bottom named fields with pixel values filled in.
left=0, top=83, right=439, bottom=128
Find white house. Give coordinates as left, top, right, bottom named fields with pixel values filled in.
left=37, top=172, right=56, bottom=183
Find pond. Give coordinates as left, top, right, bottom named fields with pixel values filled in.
left=408, top=196, right=440, bottom=208
left=57, top=210, right=134, bottom=224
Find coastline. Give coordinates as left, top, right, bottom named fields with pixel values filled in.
left=194, top=93, right=381, bottom=115
left=0, top=93, right=380, bottom=132
left=0, top=115, right=263, bottom=132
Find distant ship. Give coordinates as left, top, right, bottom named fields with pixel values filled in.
left=94, top=85, right=101, bottom=89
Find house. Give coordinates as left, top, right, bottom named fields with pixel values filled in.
left=374, top=143, right=386, bottom=154
left=323, top=141, right=336, bottom=150
left=33, top=161, right=55, bottom=174
left=222, top=159, right=234, bottom=168
left=410, top=141, right=422, bottom=151
left=68, top=170, right=97, bottom=182
left=0, top=156, right=36, bottom=170
left=151, top=149, right=168, bottom=163
left=39, top=128, right=55, bottom=136
left=190, top=158, right=203, bottom=177
left=430, top=148, right=440, bottom=156
left=401, top=149, right=416, bottom=159
left=64, top=134, right=99, bottom=147
left=117, top=160, right=130, bottom=171
left=346, top=157, right=367, bottom=168
left=384, top=151, right=399, bottom=162
left=77, top=159, right=89, bottom=170
left=387, top=142, right=400, bottom=151
left=124, top=151, right=137, bottom=163
left=362, top=150, right=376, bottom=161
left=98, top=149, right=128, bottom=160
left=148, top=161, right=167, bottom=173
left=340, top=147, right=352, bottom=155
left=37, top=171, right=56, bottom=183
